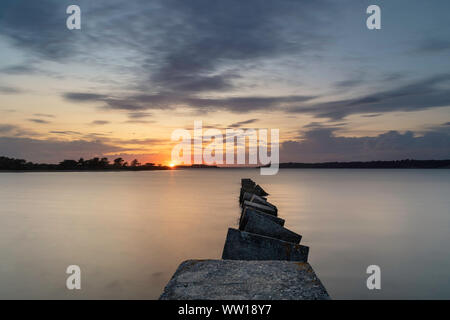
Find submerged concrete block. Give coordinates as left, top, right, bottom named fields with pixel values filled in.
left=243, top=200, right=277, bottom=216
left=222, top=228, right=309, bottom=261
left=239, top=207, right=285, bottom=229
left=242, top=211, right=302, bottom=244
left=159, top=259, right=330, bottom=300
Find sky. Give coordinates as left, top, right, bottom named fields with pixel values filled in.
left=0, top=0, right=449, bottom=164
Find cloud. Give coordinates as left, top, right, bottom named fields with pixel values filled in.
left=0, top=64, right=39, bottom=75
left=111, top=138, right=169, bottom=146
left=49, top=130, right=82, bottom=135
left=64, top=92, right=109, bottom=102
left=228, top=119, right=259, bottom=128
left=144, top=0, right=334, bottom=93
left=123, top=120, right=155, bottom=124
left=33, top=113, right=55, bottom=118
left=2, top=0, right=335, bottom=102
left=281, top=126, right=450, bottom=162
left=287, top=74, right=450, bottom=120
left=0, top=0, right=81, bottom=60
left=417, top=39, right=450, bottom=54
left=64, top=91, right=317, bottom=113
left=0, top=124, right=17, bottom=134
left=0, top=86, right=22, bottom=94
left=28, top=118, right=51, bottom=124
left=361, top=114, right=382, bottom=118
left=127, top=112, right=152, bottom=119
left=0, top=123, right=39, bottom=137
left=91, top=120, right=110, bottom=125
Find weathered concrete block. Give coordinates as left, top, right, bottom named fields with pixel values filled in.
left=240, top=188, right=265, bottom=204
left=240, top=192, right=277, bottom=210
left=241, top=211, right=302, bottom=244
left=159, top=259, right=330, bottom=300
left=239, top=207, right=285, bottom=229
left=240, top=184, right=269, bottom=197
left=254, top=184, right=269, bottom=196
left=243, top=200, right=277, bottom=216
left=241, top=178, right=255, bottom=188
left=222, top=228, right=309, bottom=261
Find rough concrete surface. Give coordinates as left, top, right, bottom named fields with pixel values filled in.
left=239, top=207, right=285, bottom=228
left=159, top=259, right=330, bottom=300
left=242, top=211, right=302, bottom=244
left=222, top=228, right=309, bottom=261
left=243, top=200, right=277, bottom=215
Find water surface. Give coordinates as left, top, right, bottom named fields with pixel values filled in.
left=1, top=169, right=449, bottom=299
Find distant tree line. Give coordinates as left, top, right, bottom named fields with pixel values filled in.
left=0, top=156, right=169, bottom=171
left=278, top=160, right=450, bottom=169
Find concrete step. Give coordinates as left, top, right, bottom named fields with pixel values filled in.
left=243, top=200, right=277, bottom=216
left=222, top=228, right=309, bottom=261
left=240, top=191, right=277, bottom=210
left=241, top=178, right=256, bottom=189
left=240, top=184, right=269, bottom=197
left=241, top=209, right=302, bottom=244
left=159, top=259, right=330, bottom=300
left=239, top=207, right=285, bottom=228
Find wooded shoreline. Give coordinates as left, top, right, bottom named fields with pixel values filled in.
left=1, top=156, right=449, bottom=171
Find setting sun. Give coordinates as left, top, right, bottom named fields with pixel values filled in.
left=169, top=163, right=175, bottom=168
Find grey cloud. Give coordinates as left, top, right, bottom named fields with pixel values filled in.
left=64, top=92, right=109, bottom=102
left=0, top=64, right=38, bottom=75
left=0, top=0, right=83, bottom=60
left=127, top=112, right=152, bottom=119
left=147, top=0, right=334, bottom=93
left=417, top=39, right=450, bottom=54
left=184, top=95, right=317, bottom=113
left=0, top=0, right=336, bottom=94
left=64, top=91, right=317, bottom=113
left=34, top=113, right=55, bottom=118
left=49, top=130, right=82, bottom=135
left=112, top=138, right=169, bottom=145
left=123, top=120, right=155, bottom=124
left=229, top=119, right=259, bottom=128
left=361, top=114, right=382, bottom=118
left=334, top=79, right=362, bottom=88
left=0, top=86, right=22, bottom=94
left=28, top=118, right=51, bottom=124
left=281, top=127, right=450, bottom=162
left=0, top=124, right=17, bottom=133
left=91, top=120, right=110, bottom=125
left=288, top=74, right=450, bottom=120
left=0, top=124, right=39, bottom=137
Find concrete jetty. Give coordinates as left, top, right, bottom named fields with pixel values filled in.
left=160, top=179, right=330, bottom=300
left=159, top=260, right=329, bottom=300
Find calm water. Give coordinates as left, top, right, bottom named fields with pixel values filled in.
left=0, top=169, right=449, bottom=299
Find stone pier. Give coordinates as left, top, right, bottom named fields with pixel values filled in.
left=160, top=179, right=330, bottom=300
